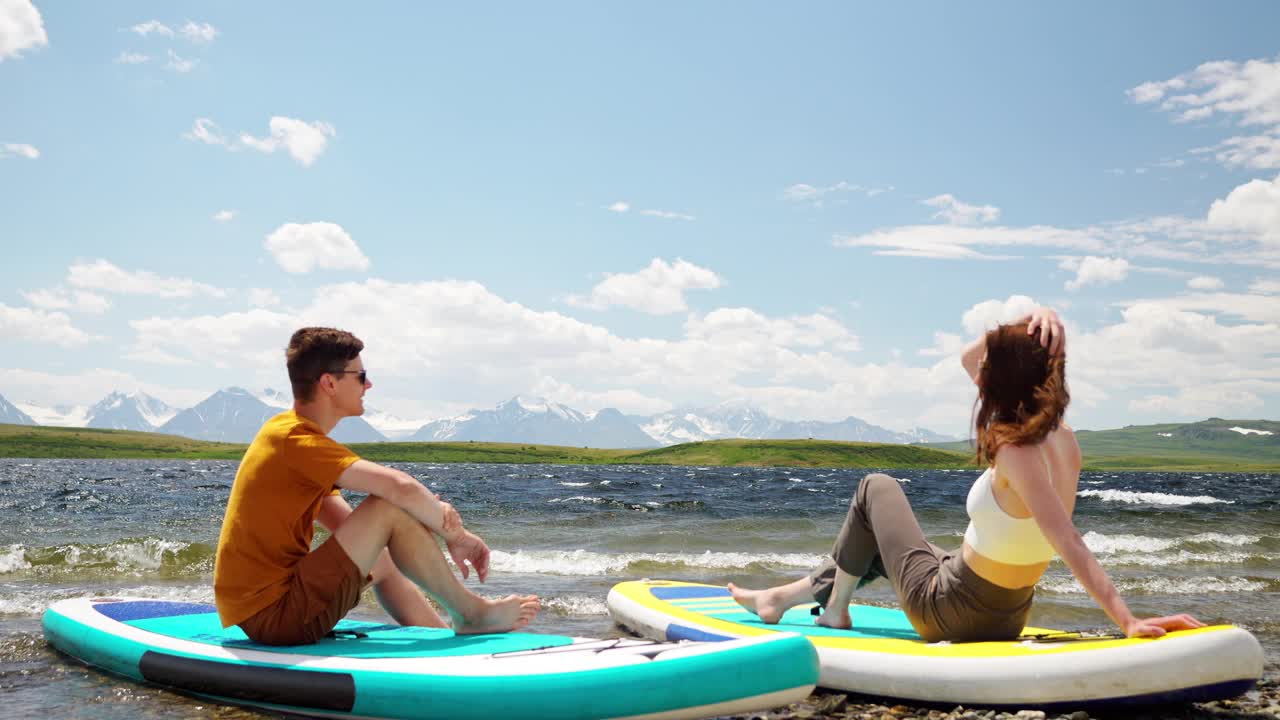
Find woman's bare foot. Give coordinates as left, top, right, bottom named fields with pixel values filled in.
left=728, top=582, right=789, bottom=624
left=453, top=594, right=541, bottom=634
left=815, top=604, right=851, bottom=630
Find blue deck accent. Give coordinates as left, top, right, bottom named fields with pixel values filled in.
left=95, top=600, right=217, bottom=622
left=651, top=586, right=730, bottom=600
left=666, top=622, right=734, bottom=642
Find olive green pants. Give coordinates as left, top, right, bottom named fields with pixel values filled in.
left=808, top=473, right=1034, bottom=643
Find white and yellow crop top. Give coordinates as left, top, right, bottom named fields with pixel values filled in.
left=963, top=450, right=1057, bottom=565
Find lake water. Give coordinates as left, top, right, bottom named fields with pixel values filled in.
left=1, top=459, right=1276, bottom=718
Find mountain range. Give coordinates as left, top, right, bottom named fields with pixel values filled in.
left=0, top=391, right=957, bottom=447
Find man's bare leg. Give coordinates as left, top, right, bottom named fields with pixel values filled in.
left=369, top=549, right=448, bottom=628
left=335, top=497, right=538, bottom=633
left=728, top=577, right=814, bottom=624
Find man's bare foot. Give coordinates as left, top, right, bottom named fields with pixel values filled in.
left=454, top=594, right=540, bottom=634
left=815, top=605, right=851, bottom=630
left=728, top=582, right=788, bottom=624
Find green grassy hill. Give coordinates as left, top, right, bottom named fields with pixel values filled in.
left=0, top=424, right=968, bottom=468
left=923, top=418, right=1280, bottom=471
left=3, top=419, right=1277, bottom=471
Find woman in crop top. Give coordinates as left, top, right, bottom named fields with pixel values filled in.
left=730, top=307, right=1204, bottom=642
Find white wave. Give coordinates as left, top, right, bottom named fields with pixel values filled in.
left=489, top=549, right=823, bottom=577
left=1039, top=576, right=1267, bottom=595
left=1078, top=489, right=1232, bottom=505
left=548, top=496, right=606, bottom=504
left=557, top=482, right=590, bottom=487
left=0, top=583, right=213, bottom=617
left=543, top=595, right=610, bottom=616
left=1188, top=532, right=1261, bottom=546
left=1082, top=531, right=1262, bottom=556
left=1098, top=550, right=1267, bottom=568
left=103, top=539, right=191, bottom=571
left=0, top=545, right=30, bottom=574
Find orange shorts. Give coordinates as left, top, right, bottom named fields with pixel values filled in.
left=238, top=536, right=369, bottom=646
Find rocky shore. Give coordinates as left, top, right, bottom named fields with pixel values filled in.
left=732, top=671, right=1280, bottom=720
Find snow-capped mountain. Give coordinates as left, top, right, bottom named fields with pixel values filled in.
left=362, top=407, right=430, bottom=441
left=409, top=396, right=658, bottom=448
left=638, top=401, right=959, bottom=445
left=11, top=400, right=88, bottom=427
left=85, top=391, right=178, bottom=432
left=158, top=387, right=280, bottom=443
left=0, top=394, right=36, bottom=425
left=158, top=387, right=387, bottom=444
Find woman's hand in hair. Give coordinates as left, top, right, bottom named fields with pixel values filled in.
left=1122, top=613, right=1207, bottom=638
left=1025, top=307, right=1065, bottom=356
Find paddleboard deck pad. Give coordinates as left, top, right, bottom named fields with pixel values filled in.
left=44, top=596, right=819, bottom=720
left=608, top=580, right=1263, bottom=710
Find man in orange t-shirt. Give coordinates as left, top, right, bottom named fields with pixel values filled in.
left=214, top=326, right=540, bottom=645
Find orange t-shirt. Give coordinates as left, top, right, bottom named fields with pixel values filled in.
left=214, top=410, right=360, bottom=627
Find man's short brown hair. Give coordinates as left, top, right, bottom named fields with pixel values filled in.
left=286, top=327, right=364, bottom=402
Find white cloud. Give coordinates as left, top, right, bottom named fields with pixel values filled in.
left=1251, top=279, right=1280, bottom=294
left=20, top=288, right=110, bottom=314
left=1199, top=132, right=1280, bottom=171
left=782, top=181, right=893, bottom=206
left=114, top=52, right=150, bottom=65
left=835, top=224, right=1102, bottom=260
left=67, top=259, right=226, bottom=298
left=131, top=308, right=297, bottom=371
left=528, top=376, right=673, bottom=416
left=567, top=258, right=722, bottom=314
left=247, top=288, right=281, bottom=308
left=184, top=118, right=227, bottom=146
left=0, top=303, right=96, bottom=347
left=264, top=222, right=370, bottom=274
left=1061, top=256, right=1131, bottom=291
left=638, top=209, right=696, bottom=221
left=187, top=116, right=337, bottom=167
left=1113, top=292, right=1280, bottom=324
left=923, top=194, right=1000, bottom=225
left=603, top=202, right=694, bottom=220
left=961, top=295, right=1039, bottom=336
left=0, top=142, right=39, bottom=159
left=166, top=48, right=196, bottom=73
left=1207, top=174, right=1280, bottom=244
left=179, top=21, right=218, bottom=44
left=0, top=0, right=47, bottom=60
left=1132, top=56, right=1280, bottom=172
left=1188, top=275, right=1224, bottom=290
left=130, top=20, right=174, bottom=38
left=685, top=307, right=860, bottom=353
left=213, top=209, right=236, bottom=222
left=0, top=366, right=207, bottom=409
left=240, top=116, right=336, bottom=167
left=1130, top=382, right=1270, bottom=418
left=1129, top=56, right=1280, bottom=127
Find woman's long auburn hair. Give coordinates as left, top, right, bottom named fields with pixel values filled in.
left=973, top=322, right=1070, bottom=465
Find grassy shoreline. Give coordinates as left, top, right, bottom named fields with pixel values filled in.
left=2, top=424, right=1277, bottom=471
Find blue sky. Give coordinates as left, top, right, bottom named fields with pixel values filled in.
left=2, top=1, right=1279, bottom=435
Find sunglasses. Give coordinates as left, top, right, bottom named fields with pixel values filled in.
left=329, top=369, right=369, bottom=384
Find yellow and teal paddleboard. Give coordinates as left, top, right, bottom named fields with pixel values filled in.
left=608, top=580, right=1263, bottom=711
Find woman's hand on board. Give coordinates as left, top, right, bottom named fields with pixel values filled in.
left=1122, top=613, right=1207, bottom=638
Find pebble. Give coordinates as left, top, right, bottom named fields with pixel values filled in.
left=725, top=671, right=1280, bottom=720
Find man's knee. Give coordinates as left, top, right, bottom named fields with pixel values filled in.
left=354, top=496, right=412, bottom=529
